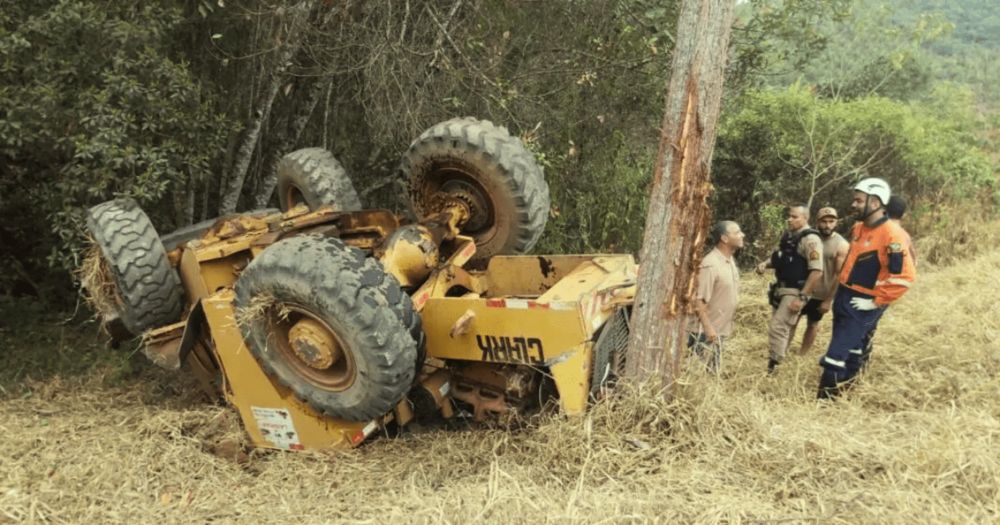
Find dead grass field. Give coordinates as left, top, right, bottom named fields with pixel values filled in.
left=1, top=250, right=997, bottom=524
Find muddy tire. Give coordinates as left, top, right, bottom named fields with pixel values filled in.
left=277, top=148, right=362, bottom=212
left=85, top=198, right=184, bottom=335
left=590, top=307, right=631, bottom=396
left=370, top=258, right=426, bottom=374
left=234, top=235, right=417, bottom=421
left=401, top=117, right=550, bottom=262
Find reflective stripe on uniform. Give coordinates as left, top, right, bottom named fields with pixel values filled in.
left=848, top=348, right=864, bottom=355
left=823, top=356, right=846, bottom=368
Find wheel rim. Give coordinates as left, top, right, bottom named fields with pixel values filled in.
left=440, top=176, right=494, bottom=233
left=267, top=304, right=356, bottom=391
left=421, top=164, right=499, bottom=242
left=284, top=185, right=306, bottom=211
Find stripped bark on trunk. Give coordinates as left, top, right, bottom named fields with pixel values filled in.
left=624, top=0, right=737, bottom=389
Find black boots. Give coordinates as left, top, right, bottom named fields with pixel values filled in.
left=817, top=368, right=842, bottom=399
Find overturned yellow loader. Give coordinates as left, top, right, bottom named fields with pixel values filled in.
left=82, top=117, right=636, bottom=452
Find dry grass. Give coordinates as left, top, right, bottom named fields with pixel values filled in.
left=2, top=250, right=998, bottom=523
left=75, top=241, right=122, bottom=322
left=233, top=292, right=286, bottom=331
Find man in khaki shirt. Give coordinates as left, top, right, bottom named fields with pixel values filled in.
left=755, top=205, right=823, bottom=373
left=689, top=221, right=745, bottom=373
left=797, top=207, right=849, bottom=355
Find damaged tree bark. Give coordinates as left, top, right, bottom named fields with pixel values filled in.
left=624, top=0, right=736, bottom=388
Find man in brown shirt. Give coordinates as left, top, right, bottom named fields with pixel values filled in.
left=689, top=220, right=745, bottom=373
left=797, top=207, right=849, bottom=355
left=755, top=205, right=823, bottom=373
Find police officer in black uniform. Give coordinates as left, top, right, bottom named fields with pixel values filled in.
left=756, top=205, right=824, bottom=373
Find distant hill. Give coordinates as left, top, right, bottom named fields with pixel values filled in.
left=893, top=0, right=1000, bottom=100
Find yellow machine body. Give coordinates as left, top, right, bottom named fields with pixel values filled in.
left=203, top=291, right=380, bottom=450
left=145, top=206, right=637, bottom=452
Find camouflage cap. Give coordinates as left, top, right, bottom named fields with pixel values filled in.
left=817, top=207, right=839, bottom=220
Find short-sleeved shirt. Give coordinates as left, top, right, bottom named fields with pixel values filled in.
left=795, top=227, right=824, bottom=274
left=812, top=232, right=848, bottom=301
left=688, top=248, right=740, bottom=337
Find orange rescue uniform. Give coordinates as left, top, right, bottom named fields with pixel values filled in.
left=839, top=218, right=916, bottom=306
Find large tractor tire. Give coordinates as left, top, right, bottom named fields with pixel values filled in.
left=277, top=148, right=362, bottom=212
left=234, top=235, right=417, bottom=421
left=369, top=258, right=426, bottom=374
left=590, top=307, right=631, bottom=396
left=400, top=117, right=550, bottom=262
left=84, top=198, right=184, bottom=335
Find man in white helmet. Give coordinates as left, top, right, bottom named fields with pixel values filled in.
left=817, top=177, right=916, bottom=399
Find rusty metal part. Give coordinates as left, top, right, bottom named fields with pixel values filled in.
left=420, top=199, right=472, bottom=241
left=452, top=383, right=509, bottom=421
left=449, top=309, right=476, bottom=338
left=141, top=302, right=209, bottom=371
left=418, top=369, right=455, bottom=419
left=288, top=318, right=342, bottom=370
left=394, top=399, right=414, bottom=427
left=268, top=305, right=357, bottom=391
left=142, top=321, right=186, bottom=370
left=185, top=339, right=222, bottom=402
left=410, top=236, right=485, bottom=311
left=378, top=224, right=440, bottom=287
left=450, top=364, right=539, bottom=421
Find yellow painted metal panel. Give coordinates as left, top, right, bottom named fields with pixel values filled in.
left=484, top=255, right=601, bottom=296
left=201, top=291, right=374, bottom=451
left=421, top=297, right=587, bottom=364
left=550, top=342, right=592, bottom=415
left=421, top=297, right=593, bottom=414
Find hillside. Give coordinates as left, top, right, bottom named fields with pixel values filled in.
left=1, top=250, right=997, bottom=523
left=894, top=0, right=1000, bottom=101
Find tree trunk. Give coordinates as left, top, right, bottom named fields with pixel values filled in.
left=624, top=0, right=737, bottom=389
left=218, top=3, right=311, bottom=215
left=252, top=77, right=330, bottom=208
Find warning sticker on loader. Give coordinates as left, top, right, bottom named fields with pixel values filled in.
left=251, top=406, right=302, bottom=450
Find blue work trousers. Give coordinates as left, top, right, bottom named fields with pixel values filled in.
left=820, top=288, right=886, bottom=382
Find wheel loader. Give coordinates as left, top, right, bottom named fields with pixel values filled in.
left=82, top=117, right=637, bottom=452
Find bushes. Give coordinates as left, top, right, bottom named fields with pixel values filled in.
left=712, top=84, right=995, bottom=262
left=0, top=2, right=228, bottom=298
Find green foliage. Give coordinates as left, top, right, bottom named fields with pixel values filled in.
left=533, top=132, right=652, bottom=255
left=762, top=0, right=952, bottom=101
left=731, top=0, right=853, bottom=88
left=894, top=0, right=1000, bottom=103
left=0, top=1, right=228, bottom=297
left=713, top=83, right=995, bottom=260
left=0, top=296, right=136, bottom=391
left=1, top=0, right=996, bottom=305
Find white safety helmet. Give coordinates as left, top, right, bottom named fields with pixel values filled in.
left=853, top=177, right=891, bottom=206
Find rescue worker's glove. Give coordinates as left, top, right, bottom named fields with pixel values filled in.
left=850, top=297, right=878, bottom=311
